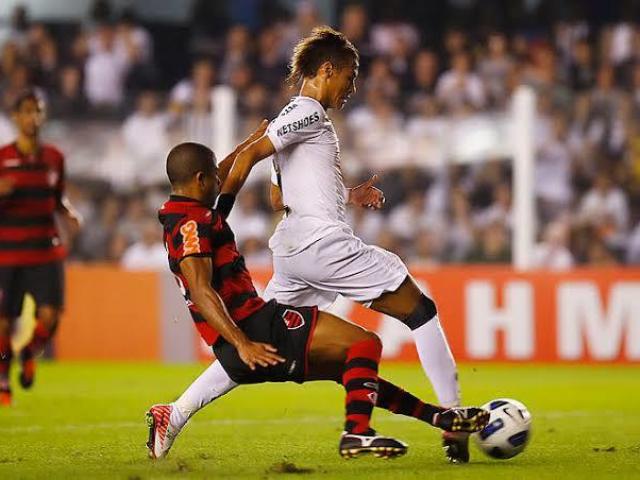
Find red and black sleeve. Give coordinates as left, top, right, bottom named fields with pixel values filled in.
left=174, top=208, right=215, bottom=263
left=215, top=193, right=236, bottom=219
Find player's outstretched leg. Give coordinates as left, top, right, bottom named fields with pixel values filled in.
left=0, top=316, right=12, bottom=406
left=375, top=378, right=489, bottom=433
left=18, top=305, right=60, bottom=389
left=146, top=360, right=237, bottom=459
left=306, top=312, right=407, bottom=459
left=370, top=276, right=468, bottom=463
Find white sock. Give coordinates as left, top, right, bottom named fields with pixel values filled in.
left=170, top=360, right=238, bottom=428
left=412, top=315, right=460, bottom=408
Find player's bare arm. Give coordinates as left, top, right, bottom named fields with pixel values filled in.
left=269, top=183, right=285, bottom=212
left=180, top=255, right=284, bottom=370
left=220, top=135, right=276, bottom=196
left=217, top=119, right=269, bottom=185
left=57, top=196, right=83, bottom=237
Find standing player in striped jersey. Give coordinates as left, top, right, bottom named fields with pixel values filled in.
left=0, top=90, right=81, bottom=405
left=146, top=138, right=489, bottom=460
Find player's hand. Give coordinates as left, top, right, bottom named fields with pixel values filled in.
left=348, top=174, right=385, bottom=210
left=237, top=340, right=285, bottom=371
left=62, top=210, right=83, bottom=238
left=0, top=177, right=14, bottom=196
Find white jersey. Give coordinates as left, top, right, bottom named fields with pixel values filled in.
left=267, top=96, right=349, bottom=256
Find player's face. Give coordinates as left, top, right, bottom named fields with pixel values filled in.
left=330, top=60, right=358, bottom=110
left=13, top=98, right=45, bottom=138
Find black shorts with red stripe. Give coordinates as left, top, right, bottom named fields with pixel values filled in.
left=0, top=261, right=64, bottom=317
left=213, top=300, right=318, bottom=385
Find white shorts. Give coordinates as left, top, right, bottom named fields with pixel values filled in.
left=264, top=228, right=409, bottom=310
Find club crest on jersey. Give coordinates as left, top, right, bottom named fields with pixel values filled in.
left=282, top=309, right=305, bottom=330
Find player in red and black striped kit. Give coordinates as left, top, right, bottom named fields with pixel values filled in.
left=146, top=126, right=489, bottom=459
left=0, top=91, right=81, bottom=405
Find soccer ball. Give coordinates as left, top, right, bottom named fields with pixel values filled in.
left=473, top=398, right=532, bottom=459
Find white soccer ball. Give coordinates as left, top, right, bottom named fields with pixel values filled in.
left=472, top=398, right=532, bottom=459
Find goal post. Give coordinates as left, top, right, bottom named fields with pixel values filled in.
left=512, top=86, right=537, bottom=270
left=211, top=86, right=236, bottom=160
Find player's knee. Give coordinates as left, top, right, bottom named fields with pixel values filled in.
left=402, top=294, right=437, bottom=330
left=37, top=307, right=60, bottom=330
left=361, top=330, right=382, bottom=354
left=344, top=329, right=382, bottom=357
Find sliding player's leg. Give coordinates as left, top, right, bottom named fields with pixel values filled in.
left=375, top=378, right=488, bottom=433
left=306, top=311, right=407, bottom=459
left=307, top=312, right=486, bottom=433
left=146, top=300, right=314, bottom=460
left=146, top=360, right=237, bottom=459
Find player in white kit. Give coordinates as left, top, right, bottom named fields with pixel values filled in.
left=254, top=27, right=467, bottom=463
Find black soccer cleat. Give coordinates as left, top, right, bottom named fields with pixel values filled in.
left=339, top=431, right=408, bottom=459
left=18, top=350, right=35, bottom=390
left=433, top=407, right=490, bottom=433
left=19, top=356, right=35, bottom=390
left=442, top=431, right=470, bottom=464
left=436, top=408, right=489, bottom=464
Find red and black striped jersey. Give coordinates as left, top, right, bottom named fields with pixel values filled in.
left=158, top=195, right=266, bottom=345
left=0, top=142, right=66, bottom=266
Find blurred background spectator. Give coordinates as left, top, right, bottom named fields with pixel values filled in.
left=2, top=0, right=640, bottom=268
left=120, top=218, right=167, bottom=271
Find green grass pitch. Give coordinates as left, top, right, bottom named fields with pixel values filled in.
left=0, top=362, right=638, bottom=479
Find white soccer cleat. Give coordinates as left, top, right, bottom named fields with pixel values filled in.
left=145, top=403, right=181, bottom=459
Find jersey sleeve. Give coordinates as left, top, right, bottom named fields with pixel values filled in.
left=266, top=101, right=324, bottom=152
left=215, top=193, right=236, bottom=219
left=174, top=210, right=214, bottom=263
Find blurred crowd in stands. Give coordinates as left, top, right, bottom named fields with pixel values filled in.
left=1, top=0, right=640, bottom=269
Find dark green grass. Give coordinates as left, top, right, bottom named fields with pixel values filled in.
left=0, top=362, right=639, bottom=479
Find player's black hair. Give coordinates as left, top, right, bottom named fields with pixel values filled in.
left=12, top=89, right=45, bottom=112
left=286, top=25, right=359, bottom=86
left=166, top=142, right=217, bottom=186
